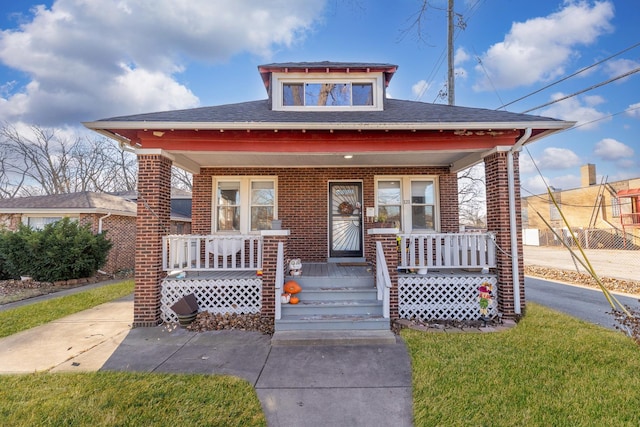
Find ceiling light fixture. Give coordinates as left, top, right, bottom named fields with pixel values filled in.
left=344, top=155, right=353, bottom=159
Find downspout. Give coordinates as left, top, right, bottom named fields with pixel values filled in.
left=507, top=128, right=531, bottom=315
left=98, top=212, right=112, bottom=234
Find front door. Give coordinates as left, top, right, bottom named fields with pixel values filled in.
left=329, top=182, right=363, bottom=258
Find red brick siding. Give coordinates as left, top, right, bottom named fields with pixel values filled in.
left=260, top=234, right=289, bottom=317
left=79, top=213, right=136, bottom=274
left=195, top=166, right=457, bottom=262
left=484, top=151, right=524, bottom=319
left=134, top=154, right=172, bottom=327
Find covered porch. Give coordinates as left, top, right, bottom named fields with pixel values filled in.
left=159, top=231, right=498, bottom=325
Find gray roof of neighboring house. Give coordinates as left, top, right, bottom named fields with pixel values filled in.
left=0, top=192, right=137, bottom=214
left=97, top=98, right=562, bottom=125
left=0, top=191, right=191, bottom=221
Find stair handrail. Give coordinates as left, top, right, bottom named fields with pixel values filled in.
left=275, top=241, right=284, bottom=320
left=376, top=241, right=392, bottom=319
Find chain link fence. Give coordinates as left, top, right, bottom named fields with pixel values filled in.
left=523, top=227, right=640, bottom=283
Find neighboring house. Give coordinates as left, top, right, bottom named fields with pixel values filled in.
left=84, top=61, right=573, bottom=329
left=0, top=191, right=192, bottom=274
left=522, top=164, right=640, bottom=249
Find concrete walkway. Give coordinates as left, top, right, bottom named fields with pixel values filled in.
left=101, top=327, right=413, bottom=427
left=0, top=295, right=133, bottom=373
left=0, top=290, right=413, bottom=427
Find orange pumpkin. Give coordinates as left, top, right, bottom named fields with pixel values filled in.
left=283, top=280, right=302, bottom=294
left=289, top=296, right=300, bottom=304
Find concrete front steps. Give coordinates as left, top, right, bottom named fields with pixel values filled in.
left=275, top=272, right=391, bottom=337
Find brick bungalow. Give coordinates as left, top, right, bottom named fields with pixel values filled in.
left=0, top=191, right=191, bottom=274
left=84, top=61, right=573, bottom=330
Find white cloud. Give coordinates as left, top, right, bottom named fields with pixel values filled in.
left=522, top=173, right=581, bottom=195
left=454, top=47, right=470, bottom=66
left=519, top=153, right=537, bottom=174
left=0, top=0, right=325, bottom=126
left=538, top=147, right=581, bottom=170
left=626, top=102, right=640, bottom=118
left=522, top=174, right=551, bottom=195
left=411, top=79, right=430, bottom=98
left=594, top=138, right=634, bottom=160
left=540, top=93, right=610, bottom=130
left=473, top=1, right=614, bottom=91
left=604, top=58, right=640, bottom=78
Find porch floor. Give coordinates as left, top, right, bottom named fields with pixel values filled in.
left=301, top=262, right=372, bottom=278
left=165, top=262, right=373, bottom=281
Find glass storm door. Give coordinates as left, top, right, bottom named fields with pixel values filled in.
left=329, top=182, right=363, bottom=258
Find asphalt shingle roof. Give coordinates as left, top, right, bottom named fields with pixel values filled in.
left=98, top=98, right=561, bottom=125
left=0, top=192, right=137, bottom=214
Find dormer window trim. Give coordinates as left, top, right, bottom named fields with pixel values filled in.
left=271, top=72, right=384, bottom=112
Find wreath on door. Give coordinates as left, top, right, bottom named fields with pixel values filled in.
left=338, top=201, right=354, bottom=215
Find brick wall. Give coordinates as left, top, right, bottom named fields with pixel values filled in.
left=79, top=213, right=136, bottom=274
left=134, top=154, right=172, bottom=327
left=485, top=151, right=524, bottom=319
left=194, top=166, right=456, bottom=261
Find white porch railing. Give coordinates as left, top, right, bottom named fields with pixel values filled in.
left=162, top=234, right=263, bottom=271
left=375, top=241, right=392, bottom=319
left=397, top=232, right=496, bottom=271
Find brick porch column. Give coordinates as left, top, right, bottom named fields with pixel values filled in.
left=260, top=231, right=290, bottom=318
left=484, top=150, right=525, bottom=319
left=134, top=152, right=172, bottom=327
left=191, top=172, right=212, bottom=234
left=369, top=228, right=399, bottom=320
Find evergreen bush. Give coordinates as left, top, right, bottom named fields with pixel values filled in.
left=0, top=219, right=112, bottom=282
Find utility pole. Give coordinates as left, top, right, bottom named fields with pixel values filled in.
left=447, top=0, right=455, bottom=105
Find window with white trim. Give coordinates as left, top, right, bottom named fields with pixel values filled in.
left=23, top=216, right=75, bottom=230
left=272, top=72, right=384, bottom=111
left=213, top=177, right=277, bottom=233
left=375, top=176, right=439, bottom=232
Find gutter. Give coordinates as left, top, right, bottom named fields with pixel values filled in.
left=83, top=120, right=573, bottom=132
left=507, top=128, right=531, bottom=315
left=98, top=212, right=112, bottom=234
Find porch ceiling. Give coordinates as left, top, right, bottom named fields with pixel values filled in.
left=169, top=149, right=484, bottom=171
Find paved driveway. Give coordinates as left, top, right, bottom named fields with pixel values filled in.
left=525, top=277, right=640, bottom=330
left=523, top=245, right=639, bottom=282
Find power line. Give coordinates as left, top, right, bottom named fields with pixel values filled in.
left=497, top=41, right=640, bottom=110
left=415, top=0, right=486, bottom=102
left=520, top=66, right=640, bottom=114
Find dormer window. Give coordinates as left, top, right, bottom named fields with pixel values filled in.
left=283, top=82, right=374, bottom=107
left=272, top=72, right=384, bottom=111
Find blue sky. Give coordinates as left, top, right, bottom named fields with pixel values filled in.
left=0, top=0, right=638, bottom=194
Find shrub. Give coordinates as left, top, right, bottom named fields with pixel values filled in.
left=0, top=225, right=38, bottom=279
left=0, top=219, right=112, bottom=282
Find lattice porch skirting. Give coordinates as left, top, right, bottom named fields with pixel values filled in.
left=161, top=278, right=262, bottom=323
left=398, top=274, right=498, bottom=321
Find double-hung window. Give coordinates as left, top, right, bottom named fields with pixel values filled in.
left=375, top=176, right=438, bottom=232
left=214, top=177, right=276, bottom=233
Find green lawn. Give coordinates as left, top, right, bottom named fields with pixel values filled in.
left=0, top=372, right=266, bottom=426
left=0, top=280, right=134, bottom=338
left=403, top=303, right=640, bottom=426
left=2, top=283, right=639, bottom=425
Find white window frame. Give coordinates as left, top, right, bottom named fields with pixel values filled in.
left=212, top=176, right=277, bottom=234
left=271, top=72, right=384, bottom=111
left=374, top=176, right=440, bottom=233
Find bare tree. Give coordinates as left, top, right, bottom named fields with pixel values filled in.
left=458, top=164, right=487, bottom=228
left=171, top=166, right=193, bottom=191
left=0, top=124, right=137, bottom=197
